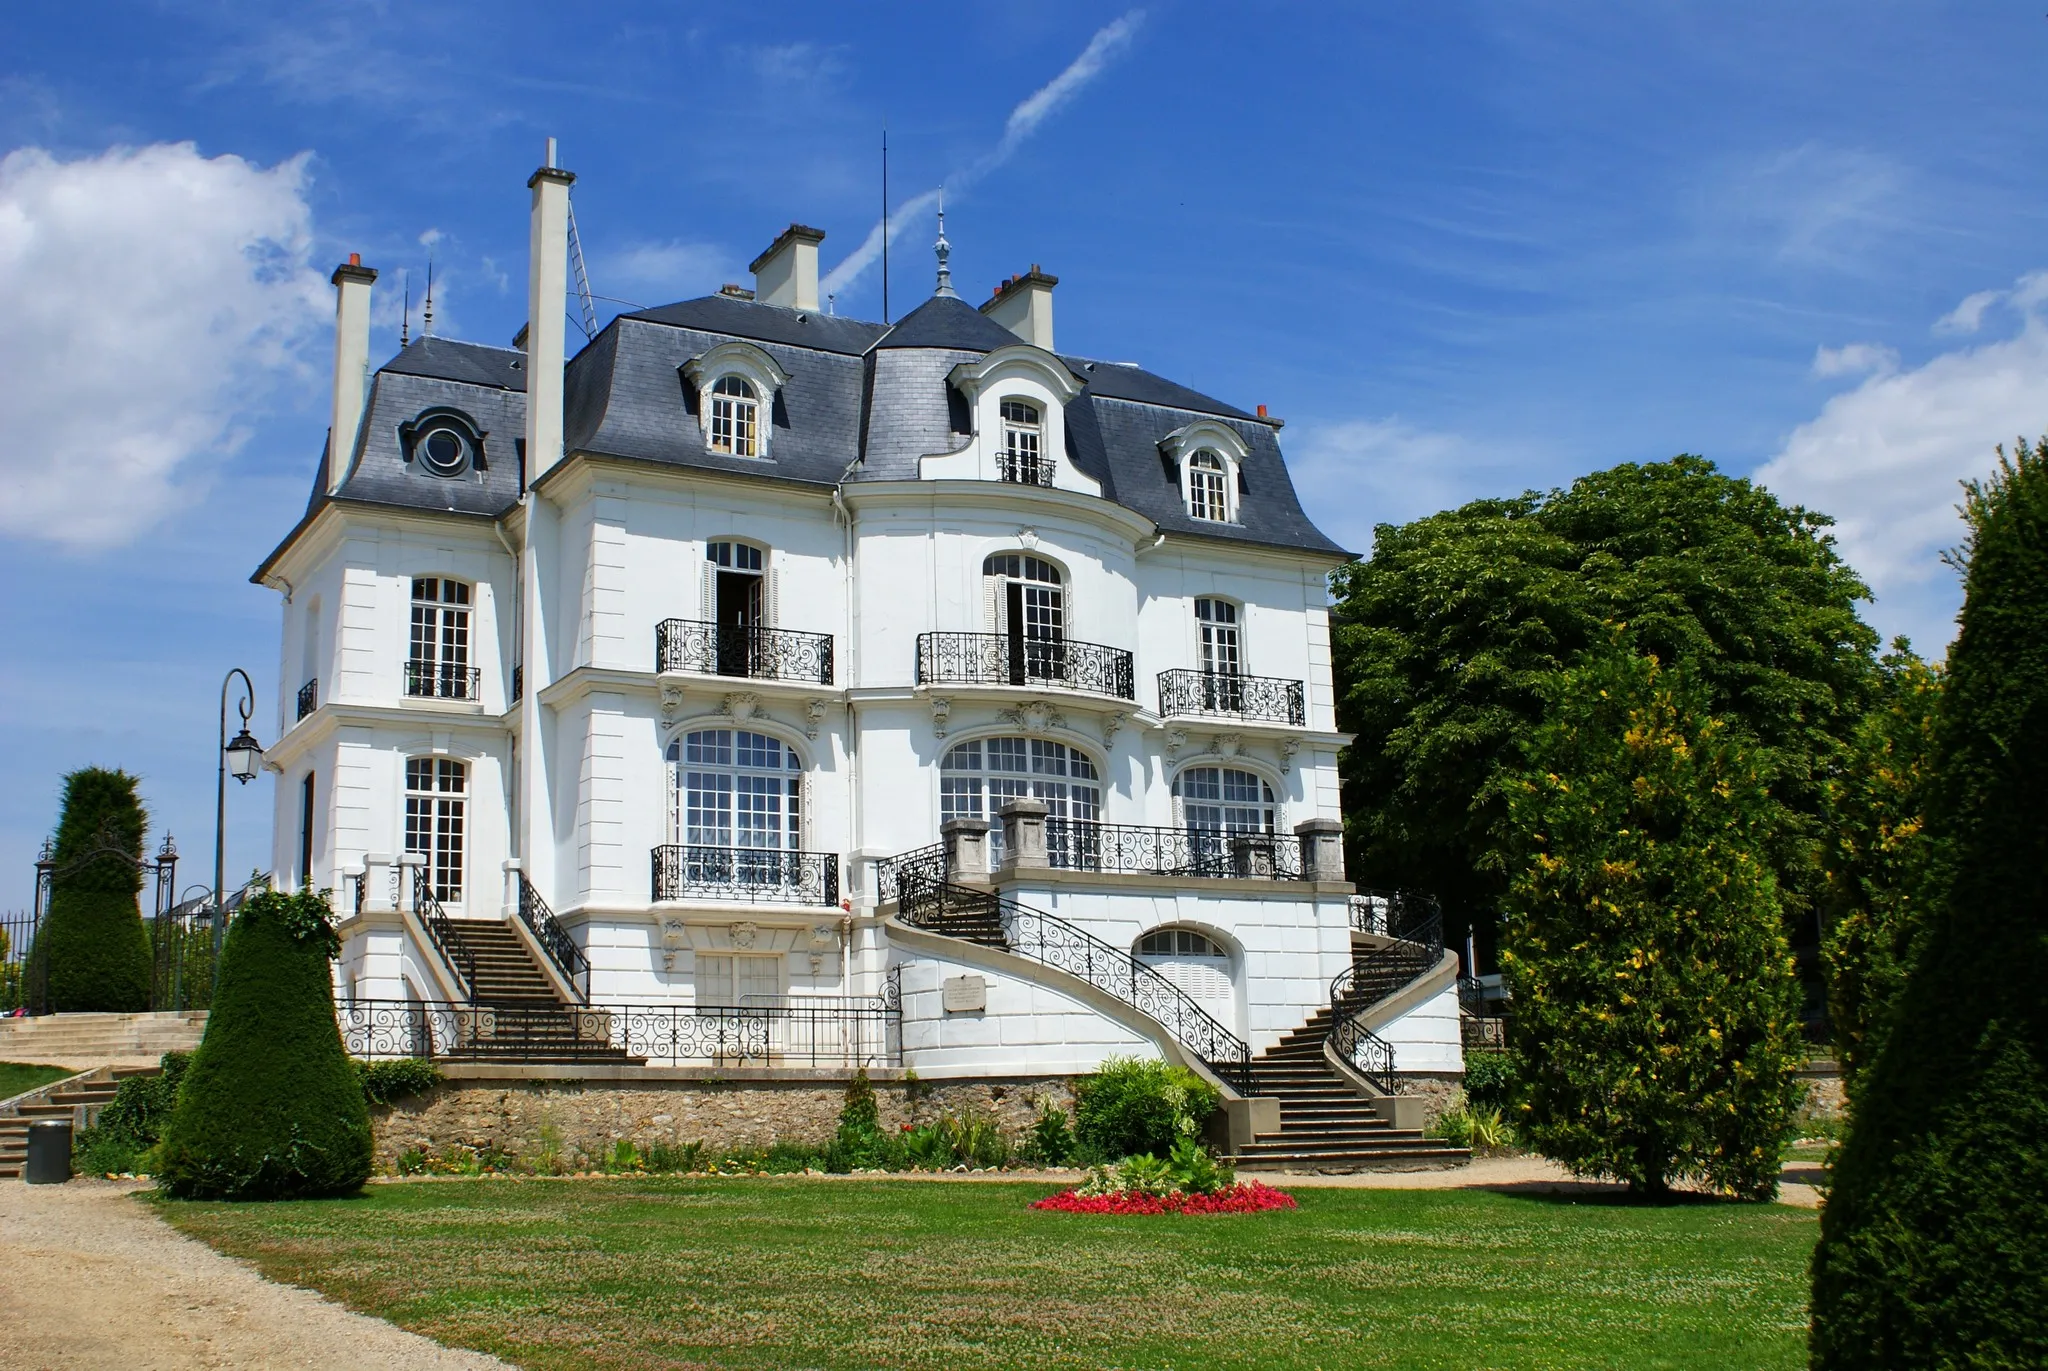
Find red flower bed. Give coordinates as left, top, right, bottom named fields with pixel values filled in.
left=1032, top=1181, right=1298, bottom=1215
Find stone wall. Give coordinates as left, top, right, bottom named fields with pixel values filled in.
left=1391, top=1072, right=1464, bottom=1129
left=371, top=1073, right=1077, bottom=1171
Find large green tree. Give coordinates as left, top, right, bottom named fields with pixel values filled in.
left=1498, top=646, right=1806, bottom=1198
left=1331, top=456, right=1878, bottom=956
left=1819, top=641, right=1942, bottom=1101
left=1809, top=443, right=2048, bottom=1366
left=158, top=885, right=372, bottom=1200
left=40, top=767, right=153, bottom=1012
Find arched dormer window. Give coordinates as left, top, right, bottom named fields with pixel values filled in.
left=682, top=340, right=792, bottom=460
left=1187, top=451, right=1229, bottom=521
left=998, top=399, right=1051, bottom=486
left=708, top=376, right=758, bottom=456
left=399, top=409, right=487, bottom=478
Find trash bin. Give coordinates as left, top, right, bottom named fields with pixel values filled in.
left=25, top=1119, right=73, bottom=1184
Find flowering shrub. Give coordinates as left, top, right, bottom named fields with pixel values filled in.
left=1034, top=1181, right=1297, bottom=1216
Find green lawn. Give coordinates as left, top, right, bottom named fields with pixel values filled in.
left=0, top=1061, right=76, bottom=1101
left=158, top=1177, right=1817, bottom=1371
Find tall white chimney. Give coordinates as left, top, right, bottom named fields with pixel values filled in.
left=750, top=224, right=825, bottom=311
left=980, top=265, right=1058, bottom=352
left=326, top=254, right=376, bottom=494
left=524, top=138, right=575, bottom=484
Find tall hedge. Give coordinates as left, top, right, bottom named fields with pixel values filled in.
left=157, top=885, right=371, bottom=1200
left=1809, top=443, right=2048, bottom=1365
left=40, top=768, right=153, bottom=1012
left=1499, top=645, right=1805, bottom=1199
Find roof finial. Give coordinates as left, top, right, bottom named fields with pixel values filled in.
left=400, top=268, right=411, bottom=347
left=422, top=252, right=435, bottom=337
left=933, top=189, right=956, bottom=299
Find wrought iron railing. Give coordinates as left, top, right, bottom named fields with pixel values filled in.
left=652, top=845, right=840, bottom=906
left=873, top=843, right=946, bottom=905
left=1329, top=1011, right=1398, bottom=1094
left=412, top=867, right=475, bottom=1001
left=1332, top=894, right=1443, bottom=1010
left=1157, top=669, right=1305, bottom=726
left=916, top=631, right=1135, bottom=700
left=296, top=678, right=318, bottom=721
left=1041, top=819, right=1306, bottom=880
left=998, top=450, right=1055, bottom=487
left=894, top=863, right=1254, bottom=1095
left=1348, top=888, right=1444, bottom=941
left=338, top=992, right=900, bottom=1067
left=405, top=660, right=483, bottom=701
left=517, top=876, right=589, bottom=1002
left=655, top=618, right=834, bottom=685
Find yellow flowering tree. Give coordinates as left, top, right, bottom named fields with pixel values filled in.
left=1500, top=644, right=1806, bottom=1199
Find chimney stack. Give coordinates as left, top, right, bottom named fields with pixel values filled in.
left=749, top=224, right=826, bottom=311
left=327, top=253, right=377, bottom=494
left=980, top=265, right=1058, bottom=351
left=525, top=138, right=576, bottom=484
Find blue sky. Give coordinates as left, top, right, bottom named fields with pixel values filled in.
left=4, top=2, right=2047, bottom=902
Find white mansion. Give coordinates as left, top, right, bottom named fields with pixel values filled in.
left=256, top=145, right=1463, bottom=1164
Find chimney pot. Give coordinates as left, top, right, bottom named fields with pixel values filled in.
left=979, top=265, right=1059, bottom=351
left=749, top=223, right=825, bottom=311
left=348, top=252, right=360, bottom=267
left=1257, top=404, right=1267, bottom=418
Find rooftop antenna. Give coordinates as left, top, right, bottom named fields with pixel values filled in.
left=400, top=268, right=411, bottom=347
left=933, top=189, right=955, bottom=298
left=566, top=193, right=599, bottom=342
left=422, top=251, right=435, bottom=337
left=880, top=128, right=890, bottom=325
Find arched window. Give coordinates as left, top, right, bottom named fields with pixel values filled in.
left=1135, top=927, right=1234, bottom=1019
left=998, top=398, right=1050, bottom=486
left=708, top=375, right=760, bottom=457
left=1138, top=928, right=1225, bottom=958
left=1175, top=766, right=1276, bottom=835
left=667, top=729, right=801, bottom=852
left=982, top=552, right=1065, bottom=683
left=407, top=577, right=474, bottom=699
left=942, top=736, right=1100, bottom=864
left=1187, top=450, right=1229, bottom=521
left=404, top=757, right=467, bottom=903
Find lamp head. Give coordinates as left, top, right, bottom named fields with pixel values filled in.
left=225, top=728, right=263, bottom=783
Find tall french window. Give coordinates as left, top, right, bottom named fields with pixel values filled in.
left=708, top=376, right=759, bottom=457
left=1195, top=598, right=1243, bottom=712
left=1187, top=450, right=1229, bottom=521
left=407, top=577, right=472, bottom=698
left=998, top=399, right=1047, bottom=485
left=404, top=757, right=468, bottom=903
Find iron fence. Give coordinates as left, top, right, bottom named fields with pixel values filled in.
left=915, top=631, right=1135, bottom=700
left=338, top=992, right=900, bottom=1067
left=1042, top=819, right=1305, bottom=880
left=404, top=660, right=483, bottom=701
left=652, top=845, right=840, bottom=906
left=1156, top=669, right=1305, bottom=726
left=655, top=618, right=834, bottom=685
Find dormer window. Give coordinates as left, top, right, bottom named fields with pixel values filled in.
left=708, top=376, right=759, bottom=457
left=1187, top=451, right=1229, bottom=521
left=999, top=399, right=1050, bottom=486
left=399, top=409, right=486, bottom=479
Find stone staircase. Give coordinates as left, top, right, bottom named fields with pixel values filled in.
left=1229, top=1010, right=1467, bottom=1171
left=430, top=919, right=635, bottom=1064
left=0, top=1011, right=207, bottom=1070
left=0, top=1063, right=160, bottom=1179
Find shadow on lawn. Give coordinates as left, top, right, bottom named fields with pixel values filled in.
left=1481, top=1181, right=1754, bottom=1207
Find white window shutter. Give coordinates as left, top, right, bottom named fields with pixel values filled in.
left=768, top=564, right=780, bottom=628
left=984, top=575, right=1001, bottom=634
left=700, top=557, right=714, bottom=623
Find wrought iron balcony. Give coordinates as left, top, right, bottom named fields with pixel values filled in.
left=655, top=618, right=834, bottom=685
left=295, top=678, right=318, bottom=721
left=652, top=844, right=840, bottom=906
left=917, top=631, right=1135, bottom=700
left=1042, top=819, right=1305, bottom=879
left=998, top=451, right=1055, bottom=487
left=1157, top=669, right=1305, bottom=726
left=404, top=660, right=483, bottom=701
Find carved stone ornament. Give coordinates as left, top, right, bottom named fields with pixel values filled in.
left=659, top=683, right=685, bottom=721
left=1164, top=727, right=1189, bottom=758
left=809, top=923, right=840, bottom=950
left=721, top=692, right=759, bottom=722
left=659, top=917, right=689, bottom=972
left=730, top=920, right=758, bottom=950
left=1278, top=736, right=1302, bottom=773
left=1016, top=527, right=1039, bottom=550
left=1101, top=711, right=1127, bottom=746
left=808, top=952, right=826, bottom=975
left=999, top=701, right=1065, bottom=735
left=1216, top=732, right=1244, bottom=760
left=803, top=698, right=828, bottom=739
left=930, top=696, right=953, bottom=738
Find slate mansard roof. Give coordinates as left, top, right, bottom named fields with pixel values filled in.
left=277, top=288, right=1347, bottom=571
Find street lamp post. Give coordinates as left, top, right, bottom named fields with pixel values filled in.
left=215, top=668, right=264, bottom=963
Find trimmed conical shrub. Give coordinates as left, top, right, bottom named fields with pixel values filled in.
left=40, top=768, right=153, bottom=1012
left=157, top=885, right=372, bottom=1199
left=1809, top=442, right=2048, bottom=1366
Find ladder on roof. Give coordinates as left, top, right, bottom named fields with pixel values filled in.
left=565, top=195, right=599, bottom=342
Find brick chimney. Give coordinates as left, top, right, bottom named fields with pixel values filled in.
left=326, top=253, right=376, bottom=494
left=750, top=224, right=825, bottom=311
left=980, top=265, right=1058, bottom=351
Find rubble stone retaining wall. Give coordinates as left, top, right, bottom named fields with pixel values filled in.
left=369, top=1073, right=1077, bottom=1171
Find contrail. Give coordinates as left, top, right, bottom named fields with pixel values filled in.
left=820, top=11, right=1144, bottom=302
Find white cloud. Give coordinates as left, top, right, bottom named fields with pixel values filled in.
left=1287, top=416, right=1537, bottom=557
left=0, top=143, right=326, bottom=550
left=1756, top=287, right=2048, bottom=649
left=604, top=239, right=731, bottom=299
left=820, top=11, right=1145, bottom=301
left=1934, top=288, right=2000, bottom=336
left=1812, top=342, right=1898, bottom=377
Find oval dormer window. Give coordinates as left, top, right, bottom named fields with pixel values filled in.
left=418, top=425, right=472, bottom=477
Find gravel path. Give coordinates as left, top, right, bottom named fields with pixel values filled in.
left=0, top=1179, right=512, bottom=1371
